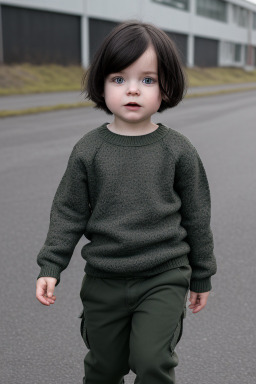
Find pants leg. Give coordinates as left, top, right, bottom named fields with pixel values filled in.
left=79, top=274, right=131, bottom=384
left=79, top=264, right=191, bottom=384
left=129, top=265, right=191, bottom=384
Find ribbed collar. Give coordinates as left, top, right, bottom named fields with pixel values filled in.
left=97, top=122, right=169, bottom=147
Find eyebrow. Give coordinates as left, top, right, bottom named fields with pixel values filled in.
left=141, top=71, right=158, bottom=75
left=113, top=71, right=158, bottom=76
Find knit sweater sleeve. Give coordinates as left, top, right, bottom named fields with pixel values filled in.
left=174, top=139, right=217, bottom=293
left=36, top=145, right=91, bottom=286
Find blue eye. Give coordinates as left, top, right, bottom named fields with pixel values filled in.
left=143, top=77, right=154, bottom=84
left=114, top=77, right=124, bottom=84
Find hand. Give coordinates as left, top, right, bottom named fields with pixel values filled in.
left=36, top=277, right=57, bottom=306
left=188, top=291, right=210, bottom=314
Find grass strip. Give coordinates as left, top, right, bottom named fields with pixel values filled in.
left=0, top=64, right=84, bottom=96
left=1, top=64, right=256, bottom=96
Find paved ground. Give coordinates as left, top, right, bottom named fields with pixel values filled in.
left=0, top=90, right=85, bottom=111
left=186, top=81, right=256, bottom=94
left=1, top=82, right=256, bottom=111
left=1, top=91, right=256, bottom=383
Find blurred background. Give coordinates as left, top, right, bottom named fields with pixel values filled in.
left=1, top=1, right=256, bottom=384
left=0, top=0, right=256, bottom=103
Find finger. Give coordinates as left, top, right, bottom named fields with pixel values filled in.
left=43, top=294, right=56, bottom=304
left=197, top=296, right=207, bottom=310
left=47, top=281, right=56, bottom=298
left=40, top=297, right=51, bottom=306
left=192, top=298, right=208, bottom=313
left=36, top=279, right=57, bottom=306
left=192, top=304, right=205, bottom=313
left=42, top=294, right=57, bottom=305
left=36, top=284, right=48, bottom=304
left=189, top=298, right=200, bottom=308
left=36, top=287, right=55, bottom=305
left=36, top=290, right=51, bottom=306
left=189, top=292, right=198, bottom=305
left=43, top=298, right=55, bottom=305
left=45, top=294, right=56, bottom=300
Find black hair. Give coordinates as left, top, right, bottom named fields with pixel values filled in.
left=81, top=20, right=187, bottom=115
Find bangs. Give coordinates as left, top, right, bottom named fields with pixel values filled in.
left=102, top=26, right=150, bottom=76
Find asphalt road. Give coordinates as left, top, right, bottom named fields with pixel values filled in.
left=1, top=91, right=256, bottom=384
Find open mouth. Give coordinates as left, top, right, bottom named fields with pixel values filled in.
left=125, top=102, right=141, bottom=108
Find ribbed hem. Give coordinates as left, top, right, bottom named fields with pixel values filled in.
left=97, top=122, right=170, bottom=147
left=190, top=277, right=212, bottom=293
left=37, top=267, right=61, bottom=286
left=84, top=255, right=190, bottom=279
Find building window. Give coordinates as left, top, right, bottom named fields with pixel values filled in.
left=234, top=44, right=241, bottom=62
left=220, top=41, right=233, bottom=63
left=253, top=12, right=256, bottom=30
left=233, top=5, right=248, bottom=27
left=239, top=8, right=248, bottom=27
left=196, top=0, right=227, bottom=22
left=152, top=0, right=189, bottom=11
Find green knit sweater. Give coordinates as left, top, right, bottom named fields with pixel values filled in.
left=37, top=123, right=217, bottom=293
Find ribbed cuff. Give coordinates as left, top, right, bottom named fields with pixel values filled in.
left=37, top=267, right=61, bottom=286
left=190, top=277, right=212, bottom=293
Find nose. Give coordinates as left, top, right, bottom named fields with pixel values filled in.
left=126, top=82, right=140, bottom=96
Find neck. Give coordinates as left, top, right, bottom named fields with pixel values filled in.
left=107, top=118, right=158, bottom=136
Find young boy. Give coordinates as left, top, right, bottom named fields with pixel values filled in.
left=36, top=21, right=217, bottom=384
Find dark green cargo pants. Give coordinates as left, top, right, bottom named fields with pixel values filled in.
left=79, top=264, right=192, bottom=384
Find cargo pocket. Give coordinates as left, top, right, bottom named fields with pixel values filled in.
left=78, top=309, right=91, bottom=349
left=169, top=312, right=184, bottom=355
left=183, top=287, right=189, bottom=319
left=169, top=287, right=189, bottom=355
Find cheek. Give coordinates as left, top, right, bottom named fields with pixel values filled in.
left=147, top=87, right=162, bottom=105
left=154, top=89, right=162, bottom=108
left=104, top=89, right=121, bottom=110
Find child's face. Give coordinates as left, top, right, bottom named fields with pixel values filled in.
left=103, top=45, right=162, bottom=127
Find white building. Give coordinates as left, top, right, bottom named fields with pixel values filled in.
left=0, top=0, right=255, bottom=68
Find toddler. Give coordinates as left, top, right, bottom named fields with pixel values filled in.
left=36, top=20, right=217, bottom=384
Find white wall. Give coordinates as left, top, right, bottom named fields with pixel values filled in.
left=87, top=0, right=142, bottom=22
left=1, top=0, right=256, bottom=67
left=85, top=0, right=256, bottom=45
